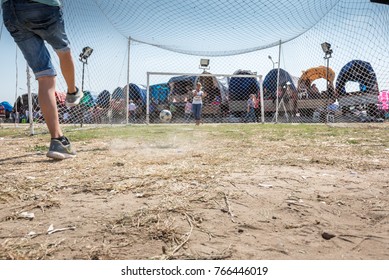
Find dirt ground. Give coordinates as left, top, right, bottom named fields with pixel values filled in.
left=0, top=124, right=388, bottom=260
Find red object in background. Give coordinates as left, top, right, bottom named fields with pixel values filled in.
left=0, top=105, right=5, bottom=118
left=378, top=90, right=389, bottom=111
left=55, top=91, right=66, bottom=106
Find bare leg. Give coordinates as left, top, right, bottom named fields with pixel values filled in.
left=56, top=50, right=76, bottom=93
left=37, top=76, right=62, bottom=138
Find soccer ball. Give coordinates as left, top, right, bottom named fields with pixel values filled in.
left=159, top=109, right=172, bottom=122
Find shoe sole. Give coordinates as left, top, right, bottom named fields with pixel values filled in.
left=46, top=151, right=76, bottom=160
left=66, top=91, right=84, bottom=107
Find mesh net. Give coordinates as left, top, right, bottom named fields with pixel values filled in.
left=147, top=72, right=260, bottom=124
left=88, top=0, right=341, bottom=56
left=1, top=0, right=388, bottom=125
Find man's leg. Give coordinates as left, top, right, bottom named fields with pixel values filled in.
left=40, top=76, right=76, bottom=160
left=56, top=50, right=83, bottom=106
left=56, top=50, right=76, bottom=94
left=37, top=76, right=63, bottom=139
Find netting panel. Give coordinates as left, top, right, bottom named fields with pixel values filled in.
left=91, top=0, right=340, bottom=56
left=146, top=72, right=263, bottom=124
left=1, top=0, right=388, bottom=126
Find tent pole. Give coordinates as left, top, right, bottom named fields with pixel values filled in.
left=26, top=64, right=34, bottom=135
left=126, top=37, right=131, bottom=125
left=275, top=39, right=282, bottom=123
left=259, top=75, right=265, bottom=124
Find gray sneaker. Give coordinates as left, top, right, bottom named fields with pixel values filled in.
left=66, top=87, right=84, bottom=107
left=46, top=138, right=76, bottom=160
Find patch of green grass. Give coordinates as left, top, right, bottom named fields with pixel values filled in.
left=62, top=125, right=167, bottom=141
left=31, top=145, right=47, bottom=152
left=347, top=139, right=360, bottom=145
left=0, top=127, right=31, bottom=137
left=57, top=124, right=389, bottom=147
left=3, top=124, right=389, bottom=148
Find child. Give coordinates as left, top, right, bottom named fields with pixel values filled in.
left=128, top=100, right=137, bottom=122
left=184, top=98, right=193, bottom=122
left=192, top=82, right=206, bottom=125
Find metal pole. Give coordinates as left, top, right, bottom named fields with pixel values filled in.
left=147, top=71, right=261, bottom=78
left=0, top=20, right=4, bottom=41
left=126, top=37, right=131, bottom=124
left=268, top=55, right=276, bottom=69
left=26, top=64, right=34, bottom=135
left=80, top=61, right=86, bottom=127
left=275, top=39, right=282, bottom=123
left=81, top=61, right=85, bottom=92
left=15, top=46, right=19, bottom=126
left=325, top=56, right=329, bottom=124
left=259, top=75, right=265, bottom=124
left=146, top=72, right=150, bottom=124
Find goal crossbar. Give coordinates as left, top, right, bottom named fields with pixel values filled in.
left=146, top=71, right=265, bottom=124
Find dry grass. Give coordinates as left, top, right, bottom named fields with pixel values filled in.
left=0, top=123, right=388, bottom=259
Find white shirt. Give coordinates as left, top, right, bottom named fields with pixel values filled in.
left=192, top=90, right=204, bottom=105
left=129, top=102, right=137, bottom=111
left=185, top=102, right=192, bottom=113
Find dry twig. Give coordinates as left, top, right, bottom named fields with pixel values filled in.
left=162, top=212, right=194, bottom=260
left=223, top=193, right=235, bottom=223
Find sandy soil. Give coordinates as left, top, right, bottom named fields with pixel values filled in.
left=0, top=124, right=388, bottom=260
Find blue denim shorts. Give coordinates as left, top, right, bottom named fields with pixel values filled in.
left=2, top=0, right=70, bottom=79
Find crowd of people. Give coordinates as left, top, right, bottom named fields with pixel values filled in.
left=297, top=79, right=335, bottom=100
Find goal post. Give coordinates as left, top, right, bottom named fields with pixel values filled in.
left=146, top=71, right=264, bottom=125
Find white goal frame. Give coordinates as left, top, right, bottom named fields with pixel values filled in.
left=146, top=71, right=264, bottom=124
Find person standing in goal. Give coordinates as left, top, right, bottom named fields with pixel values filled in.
left=2, top=0, right=83, bottom=160
left=192, top=82, right=206, bottom=125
